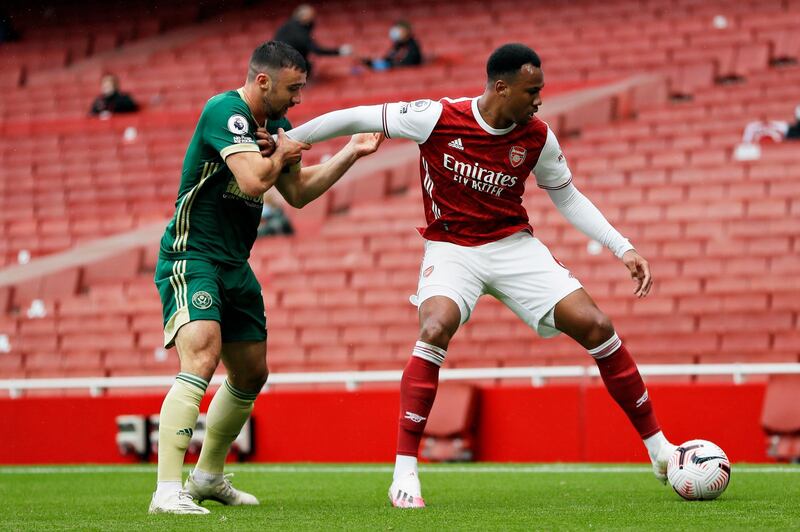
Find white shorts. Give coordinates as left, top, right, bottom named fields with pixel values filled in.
left=412, top=231, right=583, bottom=338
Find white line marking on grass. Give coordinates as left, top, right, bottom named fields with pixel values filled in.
left=1, top=464, right=798, bottom=475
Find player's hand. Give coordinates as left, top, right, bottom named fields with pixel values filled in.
left=274, top=128, right=310, bottom=166
left=347, top=132, right=385, bottom=158
left=255, top=127, right=276, bottom=157
left=622, top=249, right=652, bottom=298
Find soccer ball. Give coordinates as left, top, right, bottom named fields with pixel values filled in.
left=667, top=439, right=731, bottom=500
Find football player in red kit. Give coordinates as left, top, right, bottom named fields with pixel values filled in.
left=282, top=43, right=676, bottom=508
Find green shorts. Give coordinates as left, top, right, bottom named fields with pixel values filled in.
left=155, top=258, right=267, bottom=348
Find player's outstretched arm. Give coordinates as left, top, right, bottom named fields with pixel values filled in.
left=285, top=101, right=440, bottom=145
left=534, top=125, right=651, bottom=297
left=546, top=183, right=652, bottom=297
left=226, top=128, right=310, bottom=197
left=285, top=106, right=385, bottom=144
left=274, top=132, right=385, bottom=208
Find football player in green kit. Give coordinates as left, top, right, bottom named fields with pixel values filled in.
left=150, top=40, right=383, bottom=514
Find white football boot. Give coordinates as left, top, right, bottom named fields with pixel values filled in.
left=388, top=471, right=426, bottom=508
left=650, top=441, right=678, bottom=484
left=148, top=489, right=210, bottom=515
left=184, top=472, right=259, bottom=506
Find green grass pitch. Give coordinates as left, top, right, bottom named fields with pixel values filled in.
left=1, top=464, right=798, bottom=530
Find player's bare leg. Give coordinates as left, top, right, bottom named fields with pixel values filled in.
left=390, top=296, right=461, bottom=509
left=185, top=341, right=266, bottom=506
left=553, top=289, right=676, bottom=483
left=149, top=320, right=221, bottom=515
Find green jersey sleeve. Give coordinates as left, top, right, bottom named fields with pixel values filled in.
left=202, top=96, right=260, bottom=160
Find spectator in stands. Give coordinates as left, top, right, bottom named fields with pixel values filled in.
left=735, top=110, right=798, bottom=161
left=274, top=4, right=351, bottom=78
left=786, top=105, right=800, bottom=140
left=89, top=74, right=139, bottom=116
left=362, top=20, right=422, bottom=71
left=741, top=106, right=800, bottom=145
left=741, top=118, right=789, bottom=144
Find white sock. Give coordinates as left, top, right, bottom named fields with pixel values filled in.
left=192, top=467, right=223, bottom=485
left=643, top=430, right=669, bottom=460
left=155, top=480, right=182, bottom=497
left=393, top=455, right=418, bottom=480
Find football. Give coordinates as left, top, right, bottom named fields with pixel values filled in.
left=667, top=439, right=731, bottom=500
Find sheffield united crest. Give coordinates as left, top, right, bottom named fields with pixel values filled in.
left=509, top=146, right=527, bottom=168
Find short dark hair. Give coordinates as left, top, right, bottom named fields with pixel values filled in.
left=248, top=41, right=307, bottom=81
left=486, top=43, right=541, bottom=82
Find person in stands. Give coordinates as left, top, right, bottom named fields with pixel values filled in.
left=363, top=20, right=422, bottom=71
left=89, top=74, right=139, bottom=116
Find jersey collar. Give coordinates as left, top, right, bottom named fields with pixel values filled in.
left=471, top=97, right=517, bottom=136
left=236, top=88, right=266, bottom=128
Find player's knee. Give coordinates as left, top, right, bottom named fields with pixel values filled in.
left=179, top=362, right=216, bottom=383
left=181, top=346, right=219, bottom=377
left=250, top=367, right=269, bottom=391
left=418, top=318, right=454, bottom=349
left=230, top=370, right=267, bottom=395
left=230, top=363, right=268, bottom=394
left=190, top=352, right=220, bottom=381
left=585, top=312, right=615, bottom=347
left=176, top=325, right=221, bottom=379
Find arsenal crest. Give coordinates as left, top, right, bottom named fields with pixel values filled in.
left=509, top=146, right=527, bottom=168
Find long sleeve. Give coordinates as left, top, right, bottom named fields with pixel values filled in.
left=546, top=182, right=634, bottom=259
left=286, top=101, right=443, bottom=144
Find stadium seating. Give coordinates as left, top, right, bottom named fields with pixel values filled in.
left=3, top=0, right=800, bottom=121
left=762, top=375, right=800, bottom=462
left=0, top=0, right=798, bottom=393
left=420, top=383, right=478, bottom=462
left=0, top=0, right=220, bottom=99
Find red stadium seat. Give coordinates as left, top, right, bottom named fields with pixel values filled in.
left=668, top=61, right=716, bottom=98
left=81, top=249, right=143, bottom=287
left=0, top=351, right=24, bottom=372
left=421, top=383, right=478, bottom=462
left=62, top=350, right=104, bottom=370
left=768, top=29, right=800, bottom=64
left=762, top=375, right=800, bottom=461
left=0, top=287, right=10, bottom=313
left=720, top=42, right=771, bottom=80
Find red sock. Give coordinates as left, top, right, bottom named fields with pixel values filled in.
left=396, top=355, right=441, bottom=457
left=594, top=341, right=660, bottom=438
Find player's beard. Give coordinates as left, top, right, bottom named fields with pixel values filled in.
left=263, top=93, right=288, bottom=121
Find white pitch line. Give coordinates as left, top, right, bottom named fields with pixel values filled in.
left=0, top=465, right=798, bottom=475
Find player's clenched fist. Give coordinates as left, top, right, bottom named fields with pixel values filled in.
left=274, top=128, right=310, bottom=165
left=255, top=127, right=276, bottom=157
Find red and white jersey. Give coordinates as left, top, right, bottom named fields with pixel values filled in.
left=381, top=97, right=572, bottom=246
